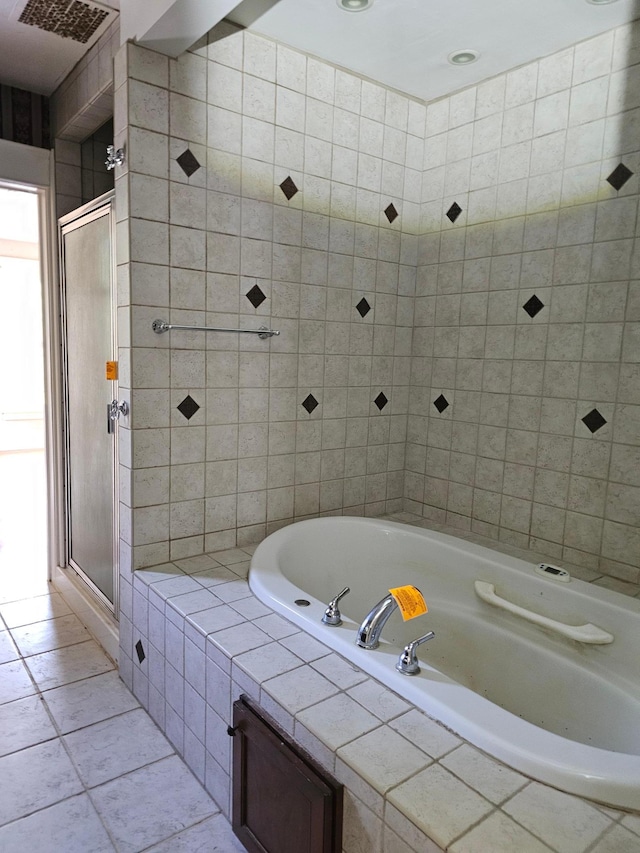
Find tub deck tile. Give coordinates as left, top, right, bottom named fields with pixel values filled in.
left=233, top=641, right=303, bottom=684
left=207, top=621, right=270, bottom=658
left=449, top=811, right=555, bottom=853
left=310, top=652, right=368, bottom=689
left=586, top=825, right=640, bottom=853
left=347, top=678, right=411, bottom=721
left=441, top=743, right=528, bottom=805
left=297, top=692, right=381, bottom=751
left=384, top=804, right=446, bottom=853
left=261, top=663, right=339, bottom=713
left=386, top=764, right=493, bottom=850
left=389, top=708, right=461, bottom=759
left=252, top=611, right=301, bottom=639
left=502, top=782, right=614, bottom=853
left=279, top=630, right=331, bottom=661
left=621, top=813, right=640, bottom=836
left=337, top=726, right=433, bottom=796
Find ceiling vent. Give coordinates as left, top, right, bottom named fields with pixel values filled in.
left=18, top=0, right=110, bottom=44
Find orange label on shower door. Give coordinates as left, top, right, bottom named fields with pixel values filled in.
left=106, top=361, right=118, bottom=380
left=389, top=585, right=428, bottom=621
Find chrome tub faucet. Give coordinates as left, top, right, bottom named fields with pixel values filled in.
left=356, top=593, right=398, bottom=649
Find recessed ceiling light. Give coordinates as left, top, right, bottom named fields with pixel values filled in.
left=448, top=49, right=479, bottom=65
left=337, top=0, right=373, bottom=10
left=585, top=0, right=618, bottom=4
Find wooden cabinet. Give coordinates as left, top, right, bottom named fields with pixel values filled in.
left=231, top=696, right=343, bottom=853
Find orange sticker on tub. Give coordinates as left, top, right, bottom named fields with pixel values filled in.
left=389, top=585, right=428, bottom=621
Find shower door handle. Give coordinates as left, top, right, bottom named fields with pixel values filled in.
left=107, top=399, right=128, bottom=434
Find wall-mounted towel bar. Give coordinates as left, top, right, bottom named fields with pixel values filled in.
left=151, top=319, right=280, bottom=339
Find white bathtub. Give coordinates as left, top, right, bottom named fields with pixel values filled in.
left=249, top=516, right=640, bottom=810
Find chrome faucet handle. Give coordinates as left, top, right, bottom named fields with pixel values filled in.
left=322, top=586, right=350, bottom=626
left=396, top=630, right=435, bottom=675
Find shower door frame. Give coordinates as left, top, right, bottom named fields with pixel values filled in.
left=58, top=191, right=119, bottom=615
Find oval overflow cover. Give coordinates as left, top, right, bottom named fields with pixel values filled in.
left=295, top=599, right=311, bottom=606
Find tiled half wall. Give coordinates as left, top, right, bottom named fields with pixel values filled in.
left=116, top=20, right=640, bottom=584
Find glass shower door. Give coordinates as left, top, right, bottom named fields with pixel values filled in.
left=60, top=196, right=117, bottom=609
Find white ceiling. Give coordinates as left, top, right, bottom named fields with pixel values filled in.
left=0, top=0, right=119, bottom=96
left=228, top=0, right=640, bottom=103
left=1, top=0, right=639, bottom=104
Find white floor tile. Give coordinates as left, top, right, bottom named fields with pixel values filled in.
left=0, top=794, right=116, bottom=853
left=91, top=755, right=217, bottom=853
left=43, top=671, right=140, bottom=734
left=0, top=629, right=19, bottom=664
left=0, top=658, right=36, bottom=705
left=63, top=708, right=174, bottom=787
left=10, top=614, right=91, bottom=657
left=0, top=576, right=52, bottom=605
left=24, top=640, right=114, bottom=692
left=145, top=812, right=247, bottom=851
left=0, top=694, right=57, bottom=757
left=0, top=739, right=84, bottom=825
left=0, top=593, right=73, bottom=629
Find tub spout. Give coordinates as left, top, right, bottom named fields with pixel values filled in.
left=356, top=593, right=397, bottom=649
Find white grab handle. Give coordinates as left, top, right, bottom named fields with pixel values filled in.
left=474, top=581, right=614, bottom=645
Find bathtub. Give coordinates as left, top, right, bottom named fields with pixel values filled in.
left=249, top=516, right=640, bottom=810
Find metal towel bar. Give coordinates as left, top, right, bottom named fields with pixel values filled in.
left=151, top=319, right=280, bottom=339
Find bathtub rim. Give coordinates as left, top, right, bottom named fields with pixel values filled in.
left=249, top=515, right=640, bottom=811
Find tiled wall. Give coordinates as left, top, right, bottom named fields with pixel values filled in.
left=408, top=23, right=640, bottom=584
left=80, top=117, right=114, bottom=204
left=115, top=22, right=423, bottom=570
left=51, top=18, right=119, bottom=142
left=116, top=18, right=640, bottom=583
left=52, top=18, right=119, bottom=217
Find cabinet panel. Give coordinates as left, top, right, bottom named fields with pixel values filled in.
left=232, top=696, right=343, bottom=853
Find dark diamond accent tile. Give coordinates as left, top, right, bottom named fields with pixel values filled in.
left=384, top=203, right=398, bottom=223
left=523, top=294, right=544, bottom=318
left=374, top=392, right=388, bottom=411
left=302, top=394, right=318, bottom=414
left=176, top=148, right=201, bottom=178
left=356, top=297, right=371, bottom=318
left=606, top=163, right=633, bottom=191
left=582, top=408, right=607, bottom=434
left=246, top=284, right=267, bottom=309
left=135, top=640, right=145, bottom=664
left=446, top=202, right=462, bottom=223
left=280, top=176, right=299, bottom=200
left=177, top=395, right=200, bottom=421
left=433, top=394, right=449, bottom=414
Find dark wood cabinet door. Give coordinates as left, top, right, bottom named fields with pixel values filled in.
left=232, top=696, right=343, bottom=853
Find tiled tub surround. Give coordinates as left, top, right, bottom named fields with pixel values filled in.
left=247, top=514, right=640, bottom=809
left=409, top=21, right=640, bottom=586
left=113, top=24, right=418, bottom=573
left=113, top=16, right=640, bottom=590
left=122, top=520, right=640, bottom=853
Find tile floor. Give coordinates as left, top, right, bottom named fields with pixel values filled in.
left=0, top=455, right=246, bottom=852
